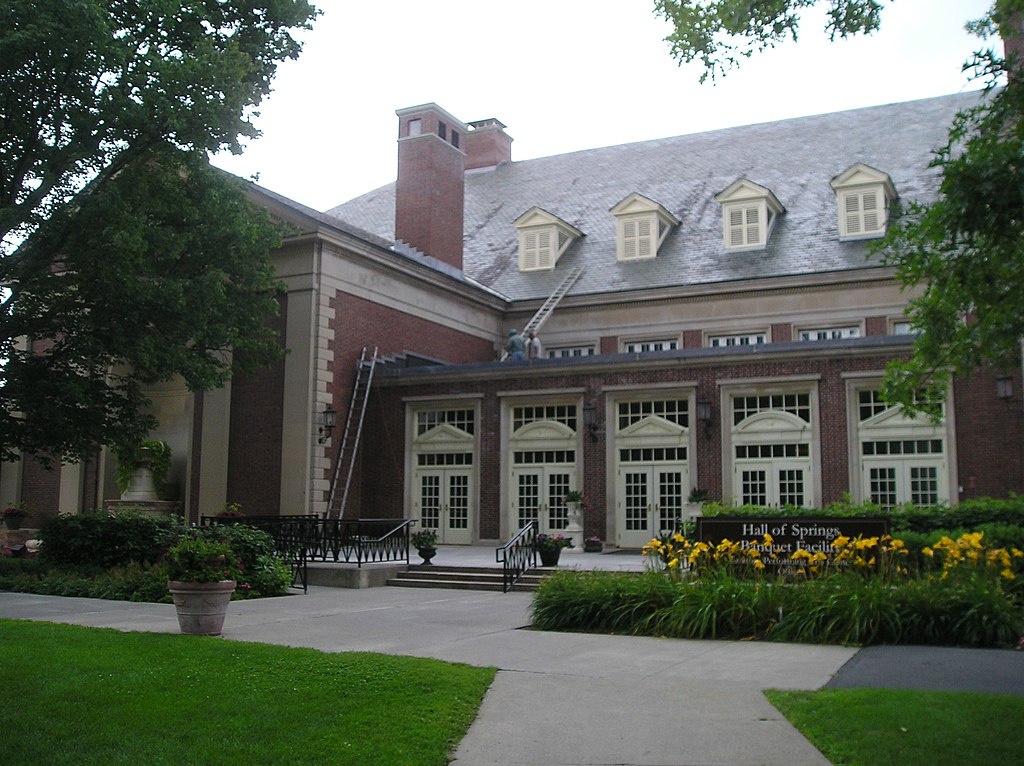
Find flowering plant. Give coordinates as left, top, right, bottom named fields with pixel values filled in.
left=2, top=505, right=30, bottom=519
left=535, top=533, right=573, bottom=552
left=564, top=490, right=585, bottom=504
left=586, top=536, right=602, bottom=544
left=411, top=529, right=438, bottom=549
left=164, top=533, right=242, bottom=583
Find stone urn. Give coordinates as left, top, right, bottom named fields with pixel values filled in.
left=167, top=580, right=236, bottom=636
left=564, top=501, right=584, bottom=553
left=416, top=546, right=437, bottom=565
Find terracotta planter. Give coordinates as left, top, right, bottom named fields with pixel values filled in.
left=167, top=580, right=236, bottom=635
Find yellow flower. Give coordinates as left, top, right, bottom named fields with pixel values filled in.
left=921, top=547, right=934, bottom=557
left=753, top=559, right=765, bottom=570
left=1001, top=568, right=1015, bottom=580
left=672, top=532, right=685, bottom=543
left=762, top=533, right=773, bottom=545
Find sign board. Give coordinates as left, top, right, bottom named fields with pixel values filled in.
left=695, top=517, right=890, bottom=571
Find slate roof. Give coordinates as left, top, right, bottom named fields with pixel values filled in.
left=326, top=91, right=984, bottom=302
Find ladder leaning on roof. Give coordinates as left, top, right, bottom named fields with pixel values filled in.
left=500, top=267, right=583, bottom=360
left=326, top=346, right=378, bottom=520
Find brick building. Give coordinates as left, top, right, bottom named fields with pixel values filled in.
left=7, top=92, right=1023, bottom=547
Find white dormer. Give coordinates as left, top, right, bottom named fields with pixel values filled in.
left=714, top=179, right=784, bottom=251
left=830, top=164, right=897, bottom=240
left=513, top=207, right=583, bottom=271
left=609, top=193, right=680, bottom=262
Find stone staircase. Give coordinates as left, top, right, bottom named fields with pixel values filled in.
left=387, top=564, right=552, bottom=592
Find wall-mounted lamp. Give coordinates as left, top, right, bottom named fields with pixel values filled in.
left=318, top=406, right=337, bottom=444
left=696, top=398, right=712, bottom=439
left=996, top=375, right=1014, bottom=402
left=582, top=402, right=599, bottom=443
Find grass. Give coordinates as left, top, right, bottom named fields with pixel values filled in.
left=767, top=688, right=1024, bottom=766
left=0, top=618, right=495, bottom=766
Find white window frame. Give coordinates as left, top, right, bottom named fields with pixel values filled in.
left=798, top=326, right=861, bottom=342
left=547, top=345, right=595, bottom=359
left=624, top=339, right=678, bottom=353
left=610, top=193, right=679, bottom=262
left=514, top=207, right=583, bottom=272
left=715, top=179, right=784, bottom=252
left=845, top=381, right=954, bottom=508
left=707, top=332, right=767, bottom=348
left=830, top=164, right=896, bottom=241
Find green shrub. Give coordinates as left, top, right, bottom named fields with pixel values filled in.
left=192, top=524, right=293, bottom=598
left=531, top=569, right=1023, bottom=648
left=37, top=510, right=184, bottom=569
left=532, top=570, right=675, bottom=633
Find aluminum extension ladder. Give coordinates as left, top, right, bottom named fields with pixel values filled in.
left=326, top=346, right=378, bottom=519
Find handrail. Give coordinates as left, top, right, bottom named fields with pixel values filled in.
left=496, top=521, right=537, bottom=592
left=201, top=516, right=412, bottom=571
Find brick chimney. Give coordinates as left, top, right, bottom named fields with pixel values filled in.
left=395, top=104, right=466, bottom=270
left=464, top=118, right=513, bottom=170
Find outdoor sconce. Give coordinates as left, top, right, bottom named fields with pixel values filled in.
left=696, top=398, right=712, bottom=438
left=996, top=376, right=1014, bottom=402
left=318, top=406, right=337, bottom=444
left=582, top=402, right=599, bottom=443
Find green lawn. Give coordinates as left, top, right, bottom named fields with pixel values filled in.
left=767, top=687, right=1024, bottom=766
left=0, top=619, right=495, bottom=766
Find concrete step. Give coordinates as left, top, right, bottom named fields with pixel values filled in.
left=387, top=564, right=550, bottom=592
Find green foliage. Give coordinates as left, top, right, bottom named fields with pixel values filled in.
left=0, top=620, right=495, bottom=766
left=532, top=569, right=1022, bottom=648
left=411, top=529, right=438, bottom=549
left=164, top=534, right=240, bottom=583
left=113, top=439, right=172, bottom=495
left=199, top=523, right=292, bottom=597
left=532, top=570, right=676, bottom=634
left=769, top=688, right=1024, bottom=766
left=654, top=0, right=886, bottom=83
left=0, top=1, right=318, bottom=462
left=37, top=510, right=184, bottom=569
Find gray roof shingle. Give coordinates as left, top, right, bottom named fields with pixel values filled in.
left=326, top=91, right=983, bottom=301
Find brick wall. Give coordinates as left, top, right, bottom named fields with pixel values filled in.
left=331, top=289, right=495, bottom=518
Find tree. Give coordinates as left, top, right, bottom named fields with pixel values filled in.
left=654, top=0, right=1024, bottom=415
left=0, top=1, right=319, bottom=462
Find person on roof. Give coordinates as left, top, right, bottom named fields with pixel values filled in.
left=505, top=329, right=526, bottom=361
left=527, top=331, right=543, bottom=360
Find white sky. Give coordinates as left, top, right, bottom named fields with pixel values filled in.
left=212, top=0, right=996, bottom=212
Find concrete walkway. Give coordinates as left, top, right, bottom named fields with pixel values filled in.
left=3, top=554, right=1023, bottom=765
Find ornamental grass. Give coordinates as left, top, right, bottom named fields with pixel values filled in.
left=532, top=530, right=1024, bottom=648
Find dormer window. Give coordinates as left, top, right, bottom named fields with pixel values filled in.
left=830, top=164, right=897, bottom=240
left=714, top=180, right=784, bottom=251
left=513, top=207, right=583, bottom=272
left=610, top=193, right=679, bottom=262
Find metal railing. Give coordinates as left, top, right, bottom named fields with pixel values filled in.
left=200, top=516, right=414, bottom=591
left=496, top=521, right=537, bottom=592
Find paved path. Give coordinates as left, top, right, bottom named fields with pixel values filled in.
left=2, top=586, right=1022, bottom=765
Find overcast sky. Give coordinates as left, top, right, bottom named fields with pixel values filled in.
left=212, top=0, right=996, bottom=212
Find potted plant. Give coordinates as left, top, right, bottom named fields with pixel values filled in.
left=535, top=533, right=572, bottom=567
left=584, top=535, right=603, bottom=553
left=164, top=532, right=241, bottom=635
left=115, top=439, right=172, bottom=501
left=684, top=487, right=709, bottom=525
left=216, top=502, right=245, bottom=519
left=1, top=503, right=30, bottom=530
left=411, top=529, right=438, bottom=565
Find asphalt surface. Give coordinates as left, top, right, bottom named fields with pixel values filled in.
left=2, top=585, right=1022, bottom=766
